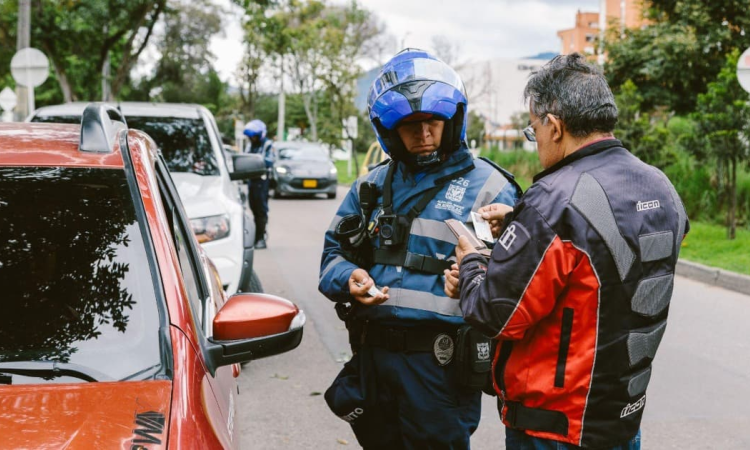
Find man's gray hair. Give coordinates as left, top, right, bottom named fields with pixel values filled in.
left=524, top=53, right=618, bottom=138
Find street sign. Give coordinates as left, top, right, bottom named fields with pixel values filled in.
left=738, top=47, right=750, bottom=94
left=10, top=48, right=49, bottom=88
left=0, top=87, right=17, bottom=112
left=342, top=115, right=358, bottom=139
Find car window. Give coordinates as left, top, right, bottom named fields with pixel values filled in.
left=154, top=159, right=208, bottom=333
left=126, top=116, right=220, bottom=177
left=172, top=211, right=205, bottom=327
left=278, top=146, right=329, bottom=161
left=0, top=167, right=164, bottom=383
left=32, top=114, right=79, bottom=124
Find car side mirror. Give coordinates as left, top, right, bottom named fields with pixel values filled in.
left=204, top=293, right=305, bottom=373
left=230, top=153, right=266, bottom=181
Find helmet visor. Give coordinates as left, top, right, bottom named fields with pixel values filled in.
left=369, top=57, right=466, bottom=104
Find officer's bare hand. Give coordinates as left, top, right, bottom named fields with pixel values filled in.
left=444, top=263, right=460, bottom=299
left=478, top=203, right=514, bottom=238
left=456, top=235, right=479, bottom=265
left=349, top=268, right=390, bottom=305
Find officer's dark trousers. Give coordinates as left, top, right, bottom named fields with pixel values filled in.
left=355, top=346, right=481, bottom=450
left=248, top=178, right=269, bottom=242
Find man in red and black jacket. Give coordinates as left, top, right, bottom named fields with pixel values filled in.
left=445, top=53, right=689, bottom=449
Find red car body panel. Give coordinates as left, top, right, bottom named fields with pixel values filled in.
left=0, top=380, right=172, bottom=448
left=0, top=123, right=124, bottom=168
left=0, top=124, right=241, bottom=448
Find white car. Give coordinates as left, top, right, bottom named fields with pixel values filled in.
left=29, top=102, right=261, bottom=295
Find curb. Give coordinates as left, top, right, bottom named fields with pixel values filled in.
left=676, top=259, right=750, bottom=297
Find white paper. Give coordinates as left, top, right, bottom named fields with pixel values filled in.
left=471, top=211, right=495, bottom=243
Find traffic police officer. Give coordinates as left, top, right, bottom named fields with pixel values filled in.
left=243, top=119, right=275, bottom=249
left=319, top=49, right=521, bottom=449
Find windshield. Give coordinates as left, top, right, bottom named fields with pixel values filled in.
left=278, top=146, right=330, bottom=162
left=32, top=113, right=220, bottom=176
left=0, top=167, right=165, bottom=384
left=127, top=116, right=220, bottom=176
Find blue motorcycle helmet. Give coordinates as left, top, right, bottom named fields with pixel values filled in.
left=243, top=119, right=267, bottom=141
left=367, top=48, right=468, bottom=168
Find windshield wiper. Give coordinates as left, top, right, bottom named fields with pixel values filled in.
left=0, top=361, right=113, bottom=383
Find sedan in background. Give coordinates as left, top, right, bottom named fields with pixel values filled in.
left=272, top=141, right=338, bottom=199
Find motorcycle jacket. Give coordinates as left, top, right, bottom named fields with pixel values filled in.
left=458, top=139, right=689, bottom=448
left=319, top=146, right=520, bottom=327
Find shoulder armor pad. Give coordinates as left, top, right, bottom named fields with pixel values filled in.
left=479, top=156, right=523, bottom=196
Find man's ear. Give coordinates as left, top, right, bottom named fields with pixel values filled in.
left=547, top=115, right=564, bottom=143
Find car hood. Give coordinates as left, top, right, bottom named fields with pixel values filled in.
left=277, top=159, right=333, bottom=177
left=170, top=172, right=227, bottom=219
left=0, top=380, right=172, bottom=448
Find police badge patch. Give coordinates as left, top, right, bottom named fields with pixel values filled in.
left=433, top=333, right=455, bottom=366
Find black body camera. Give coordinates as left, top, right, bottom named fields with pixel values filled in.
left=377, top=214, right=410, bottom=247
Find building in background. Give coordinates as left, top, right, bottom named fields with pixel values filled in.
left=557, top=11, right=600, bottom=56
left=557, top=0, right=646, bottom=58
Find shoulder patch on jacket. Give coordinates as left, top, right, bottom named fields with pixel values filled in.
left=491, top=221, right=530, bottom=261
left=479, top=157, right=523, bottom=197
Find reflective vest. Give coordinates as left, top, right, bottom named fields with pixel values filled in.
left=319, top=147, right=520, bottom=326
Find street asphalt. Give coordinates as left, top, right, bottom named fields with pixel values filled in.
left=235, top=185, right=750, bottom=449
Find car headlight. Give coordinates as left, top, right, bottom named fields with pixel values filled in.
left=190, top=214, right=230, bottom=243
left=276, top=166, right=288, bottom=174
left=329, top=166, right=337, bottom=175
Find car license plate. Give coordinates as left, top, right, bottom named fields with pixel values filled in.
left=303, top=179, right=317, bottom=188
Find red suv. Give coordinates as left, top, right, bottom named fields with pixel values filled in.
left=0, top=104, right=304, bottom=448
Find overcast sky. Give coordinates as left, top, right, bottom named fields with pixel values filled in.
left=210, top=0, right=600, bottom=84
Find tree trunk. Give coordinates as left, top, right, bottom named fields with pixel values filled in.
left=728, top=156, right=737, bottom=240
left=49, top=58, right=74, bottom=103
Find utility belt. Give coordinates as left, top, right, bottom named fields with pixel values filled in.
left=359, top=322, right=493, bottom=391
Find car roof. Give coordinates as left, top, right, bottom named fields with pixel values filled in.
left=276, top=141, right=326, bottom=149
left=32, top=102, right=205, bottom=120
left=0, top=122, right=124, bottom=168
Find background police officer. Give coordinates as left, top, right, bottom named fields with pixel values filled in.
left=243, top=119, right=275, bottom=249
left=447, top=53, right=689, bottom=449
left=319, top=49, right=521, bottom=449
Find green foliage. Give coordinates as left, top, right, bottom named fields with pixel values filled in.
left=0, top=0, right=166, bottom=103
left=679, top=221, right=750, bottom=276
left=466, top=111, right=484, bottom=148
left=126, top=0, right=228, bottom=113
left=240, top=0, right=378, bottom=145
left=480, top=149, right=542, bottom=192
left=604, top=0, right=750, bottom=113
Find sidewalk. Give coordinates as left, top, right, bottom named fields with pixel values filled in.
left=677, top=259, right=750, bottom=296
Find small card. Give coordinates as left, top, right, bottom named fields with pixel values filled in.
left=471, top=211, right=495, bottom=243
left=444, top=219, right=492, bottom=257
left=355, top=281, right=383, bottom=297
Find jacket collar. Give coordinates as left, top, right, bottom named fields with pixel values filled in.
left=395, top=147, right=474, bottom=189
left=533, top=138, right=622, bottom=183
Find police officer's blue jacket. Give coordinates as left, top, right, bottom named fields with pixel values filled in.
left=245, top=138, right=275, bottom=169
left=319, top=147, right=520, bottom=327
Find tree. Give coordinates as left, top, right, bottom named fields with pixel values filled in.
left=0, top=0, right=166, bottom=103
left=604, top=0, right=750, bottom=113
left=692, top=50, right=750, bottom=239
left=240, top=0, right=379, bottom=144
left=127, top=0, right=227, bottom=110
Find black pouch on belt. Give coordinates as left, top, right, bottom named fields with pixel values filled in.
left=454, top=325, right=493, bottom=391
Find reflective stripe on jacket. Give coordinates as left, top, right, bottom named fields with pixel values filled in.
left=319, top=147, right=520, bottom=327
left=459, top=139, right=689, bottom=448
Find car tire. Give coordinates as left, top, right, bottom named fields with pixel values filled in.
left=273, top=188, right=282, bottom=199
left=327, top=191, right=337, bottom=199
left=248, top=269, right=263, bottom=293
